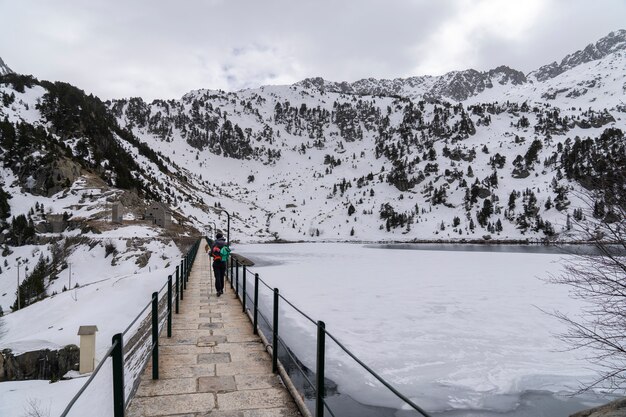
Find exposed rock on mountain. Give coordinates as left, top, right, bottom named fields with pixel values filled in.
left=296, top=65, right=528, bottom=102
left=0, top=57, right=12, bottom=76
left=530, top=29, right=626, bottom=81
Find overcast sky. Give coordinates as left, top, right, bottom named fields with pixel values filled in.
left=1, top=0, right=624, bottom=100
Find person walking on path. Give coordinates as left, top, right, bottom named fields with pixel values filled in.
left=211, top=233, right=229, bottom=296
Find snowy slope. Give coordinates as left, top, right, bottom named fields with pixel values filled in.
left=110, top=86, right=623, bottom=244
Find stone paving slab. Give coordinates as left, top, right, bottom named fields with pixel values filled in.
left=136, top=377, right=198, bottom=397
left=235, top=374, right=284, bottom=390
left=217, top=388, right=295, bottom=411
left=128, top=393, right=215, bottom=416
left=198, top=375, right=237, bottom=393
left=151, top=364, right=216, bottom=380
left=159, top=344, right=215, bottom=355
left=126, top=240, right=303, bottom=417
left=197, top=352, right=231, bottom=364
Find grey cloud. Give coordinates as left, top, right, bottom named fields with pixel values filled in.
left=0, top=0, right=623, bottom=100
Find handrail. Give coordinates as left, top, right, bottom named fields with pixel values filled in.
left=231, top=256, right=433, bottom=417
left=122, top=299, right=152, bottom=337
left=59, top=341, right=118, bottom=417
left=277, top=293, right=317, bottom=326
left=58, top=237, right=202, bottom=417
left=324, top=330, right=431, bottom=417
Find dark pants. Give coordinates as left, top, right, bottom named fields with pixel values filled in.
left=213, top=260, right=226, bottom=293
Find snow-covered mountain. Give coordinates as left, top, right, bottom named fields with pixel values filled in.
left=0, top=57, right=12, bottom=76
left=296, top=65, right=528, bottom=102
left=529, top=29, right=626, bottom=81
left=297, top=29, right=626, bottom=106
left=98, top=30, right=624, bottom=245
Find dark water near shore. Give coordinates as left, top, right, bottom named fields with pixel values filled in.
left=367, top=243, right=625, bottom=256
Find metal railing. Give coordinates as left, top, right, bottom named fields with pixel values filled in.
left=59, top=239, right=201, bottom=417
left=227, top=256, right=432, bottom=417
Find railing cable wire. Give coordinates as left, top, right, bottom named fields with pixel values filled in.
left=59, top=341, right=118, bottom=417
left=324, top=329, right=431, bottom=417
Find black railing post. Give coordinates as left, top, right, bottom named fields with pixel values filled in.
left=235, top=259, right=239, bottom=298
left=111, top=333, right=124, bottom=417
left=253, top=273, right=259, bottom=335
left=272, top=288, right=279, bottom=374
left=182, top=259, right=186, bottom=291
left=188, top=254, right=191, bottom=282
left=175, top=266, right=180, bottom=313
left=316, top=321, right=326, bottom=417
left=151, top=292, right=159, bottom=380
left=242, top=266, right=247, bottom=313
left=184, top=255, right=188, bottom=283
left=186, top=254, right=190, bottom=282
left=230, top=258, right=234, bottom=289
left=167, top=275, right=172, bottom=338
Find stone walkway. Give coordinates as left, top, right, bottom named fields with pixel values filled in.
left=127, top=240, right=302, bottom=417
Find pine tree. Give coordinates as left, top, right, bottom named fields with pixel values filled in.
left=545, top=197, right=553, bottom=210
left=593, top=200, right=605, bottom=218
left=508, top=191, right=517, bottom=210
left=478, top=199, right=494, bottom=227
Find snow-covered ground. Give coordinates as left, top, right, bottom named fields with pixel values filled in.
left=0, top=229, right=182, bottom=416
left=238, top=243, right=609, bottom=414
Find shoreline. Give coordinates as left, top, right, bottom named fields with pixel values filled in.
left=243, top=238, right=608, bottom=245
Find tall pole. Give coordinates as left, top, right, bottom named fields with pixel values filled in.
left=227, top=211, right=230, bottom=244
left=16, top=261, right=20, bottom=310
left=68, top=263, right=72, bottom=290
left=215, top=208, right=231, bottom=244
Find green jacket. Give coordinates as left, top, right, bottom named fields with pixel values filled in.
left=220, top=245, right=231, bottom=263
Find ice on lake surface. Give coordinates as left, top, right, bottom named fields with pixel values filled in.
left=238, top=243, right=615, bottom=416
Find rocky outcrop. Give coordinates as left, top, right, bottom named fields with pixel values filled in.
left=531, top=30, right=626, bottom=81
left=297, top=65, right=528, bottom=102
left=0, top=56, right=13, bottom=76
left=0, top=345, right=79, bottom=381
left=571, top=398, right=626, bottom=417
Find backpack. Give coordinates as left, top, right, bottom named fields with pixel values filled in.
left=212, top=245, right=222, bottom=261
left=220, top=246, right=231, bottom=263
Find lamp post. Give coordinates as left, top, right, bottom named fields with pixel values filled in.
left=16, top=258, right=21, bottom=310
left=215, top=208, right=231, bottom=244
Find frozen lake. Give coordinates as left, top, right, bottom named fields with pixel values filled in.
left=237, top=243, right=614, bottom=416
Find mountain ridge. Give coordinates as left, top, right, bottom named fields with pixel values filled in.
left=0, top=56, right=13, bottom=76
left=293, top=29, right=626, bottom=103
left=529, top=29, right=626, bottom=81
